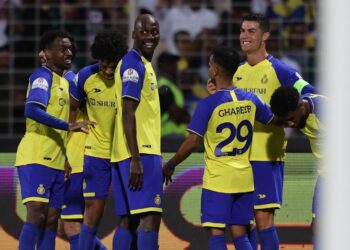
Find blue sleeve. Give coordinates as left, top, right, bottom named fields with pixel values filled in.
left=24, top=103, right=69, bottom=130
left=120, top=57, right=145, bottom=101
left=64, top=71, right=80, bottom=101
left=271, top=57, right=315, bottom=94
left=26, top=69, right=53, bottom=108
left=187, top=99, right=212, bottom=136
left=303, top=94, right=325, bottom=123
left=75, top=65, right=99, bottom=102
left=250, top=94, right=273, bottom=124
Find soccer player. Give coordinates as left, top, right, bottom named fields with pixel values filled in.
left=38, top=47, right=107, bottom=250
left=15, top=30, right=95, bottom=250
left=232, top=13, right=315, bottom=249
left=110, top=14, right=162, bottom=250
left=74, top=30, right=128, bottom=250
left=163, top=46, right=275, bottom=250
left=270, top=86, right=325, bottom=250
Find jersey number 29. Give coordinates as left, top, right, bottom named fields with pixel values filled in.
left=214, top=120, right=253, bottom=157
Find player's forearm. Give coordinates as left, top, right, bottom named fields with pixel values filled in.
left=169, top=134, right=201, bottom=167
left=122, top=108, right=140, bottom=158
left=25, top=102, right=69, bottom=130
left=69, top=96, right=80, bottom=123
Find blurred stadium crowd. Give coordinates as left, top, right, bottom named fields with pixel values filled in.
left=0, top=0, right=317, bottom=140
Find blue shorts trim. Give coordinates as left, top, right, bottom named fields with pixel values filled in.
left=83, top=155, right=112, bottom=200
left=112, top=154, right=163, bottom=215
left=61, top=173, right=84, bottom=219
left=17, top=164, right=65, bottom=209
left=251, top=161, right=284, bottom=209
left=201, top=188, right=254, bottom=227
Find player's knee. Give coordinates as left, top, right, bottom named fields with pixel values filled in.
left=139, top=213, right=161, bottom=232
left=26, top=202, right=48, bottom=226
left=255, top=209, right=275, bottom=229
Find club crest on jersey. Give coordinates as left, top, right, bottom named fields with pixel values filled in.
left=122, top=68, right=139, bottom=83
left=59, top=97, right=69, bottom=106
left=32, top=77, right=49, bottom=91
left=83, top=179, right=87, bottom=190
left=150, top=82, right=158, bottom=91
left=261, top=74, right=268, bottom=84
left=154, top=194, right=161, bottom=205
left=37, top=184, right=45, bottom=195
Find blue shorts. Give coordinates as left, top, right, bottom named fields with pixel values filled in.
left=112, top=154, right=163, bottom=215
left=17, top=164, right=65, bottom=209
left=61, top=172, right=84, bottom=220
left=251, top=161, right=284, bottom=209
left=312, top=175, right=322, bottom=219
left=201, top=188, right=254, bottom=228
left=83, top=155, right=112, bottom=200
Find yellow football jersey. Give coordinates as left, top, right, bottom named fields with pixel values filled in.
left=233, top=55, right=314, bottom=161
left=111, top=49, right=161, bottom=162
left=76, top=63, right=116, bottom=159
left=15, top=67, right=70, bottom=170
left=188, top=88, right=273, bottom=193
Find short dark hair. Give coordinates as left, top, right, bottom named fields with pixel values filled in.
left=211, top=46, right=241, bottom=77
left=90, top=30, right=128, bottom=62
left=242, top=13, right=270, bottom=33
left=39, top=30, right=75, bottom=51
left=270, top=86, right=300, bottom=117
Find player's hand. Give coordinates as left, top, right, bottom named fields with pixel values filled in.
left=68, top=121, right=96, bottom=133
left=207, top=78, right=217, bottom=95
left=129, top=156, right=143, bottom=190
left=162, top=161, right=174, bottom=186
left=64, top=160, right=72, bottom=181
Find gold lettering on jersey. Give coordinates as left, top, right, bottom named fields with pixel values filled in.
left=218, top=105, right=252, bottom=117
left=243, top=88, right=266, bottom=95
left=88, top=98, right=116, bottom=108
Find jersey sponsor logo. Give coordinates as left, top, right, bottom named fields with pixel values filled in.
left=93, top=88, right=101, bottom=93
left=32, top=77, right=49, bottom=91
left=257, top=194, right=266, bottom=199
left=154, top=194, right=161, bottom=205
left=243, top=87, right=266, bottom=95
left=43, top=157, right=52, bottom=161
left=37, top=184, right=45, bottom=195
left=87, top=98, right=116, bottom=108
left=142, top=144, right=151, bottom=148
left=122, top=68, right=139, bottom=83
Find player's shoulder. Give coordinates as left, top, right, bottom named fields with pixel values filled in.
left=63, top=70, right=76, bottom=82
left=268, top=55, right=298, bottom=73
left=78, top=63, right=99, bottom=78
left=30, top=66, right=53, bottom=80
left=122, top=49, right=142, bottom=64
left=234, top=87, right=256, bottom=100
left=76, top=63, right=99, bottom=86
left=120, top=50, right=145, bottom=74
